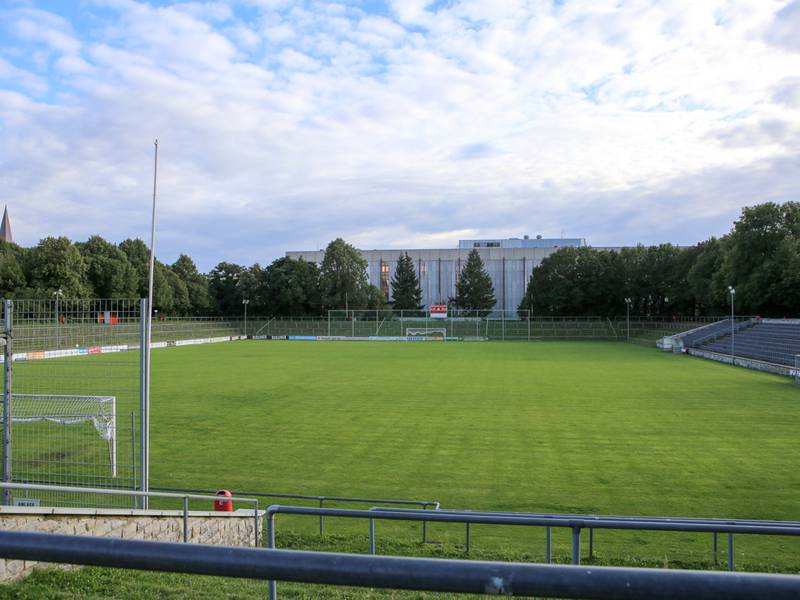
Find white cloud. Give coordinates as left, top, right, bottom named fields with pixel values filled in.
left=0, top=0, right=798, bottom=269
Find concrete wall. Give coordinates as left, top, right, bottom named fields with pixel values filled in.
left=0, top=506, right=262, bottom=582
left=687, top=348, right=796, bottom=378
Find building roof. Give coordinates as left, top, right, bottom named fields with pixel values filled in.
left=0, top=206, right=13, bottom=244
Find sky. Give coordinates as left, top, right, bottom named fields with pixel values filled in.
left=0, top=0, right=799, bottom=271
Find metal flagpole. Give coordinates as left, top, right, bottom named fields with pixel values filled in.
left=142, top=139, right=158, bottom=508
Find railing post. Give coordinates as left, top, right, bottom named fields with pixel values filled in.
left=713, top=532, right=718, bottom=565
left=182, top=496, right=188, bottom=543
left=465, top=522, right=470, bottom=553
left=369, top=517, right=376, bottom=555
left=319, top=498, right=324, bottom=536
left=589, top=528, right=594, bottom=559
left=267, top=511, right=277, bottom=600
left=254, top=502, right=260, bottom=547
left=571, top=527, right=581, bottom=565
left=728, top=533, right=735, bottom=571
left=546, top=526, right=551, bottom=563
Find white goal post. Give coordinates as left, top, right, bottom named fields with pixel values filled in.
left=5, top=394, right=117, bottom=477
left=406, top=328, right=447, bottom=340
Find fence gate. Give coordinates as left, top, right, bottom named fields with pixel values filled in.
left=1, top=298, right=144, bottom=507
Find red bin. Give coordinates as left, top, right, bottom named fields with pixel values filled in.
left=215, top=489, right=233, bottom=512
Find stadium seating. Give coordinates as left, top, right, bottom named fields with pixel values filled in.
left=690, top=320, right=800, bottom=367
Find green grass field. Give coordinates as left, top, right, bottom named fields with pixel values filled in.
left=4, top=339, right=800, bottom=597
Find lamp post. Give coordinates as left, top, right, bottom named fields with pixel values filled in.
left=53, top=288, right=63, bottom=349
left=242, top=299, right=250, bottom=338
left=624, top=298, right=633, bottom=341
left=728, top=286, right=736, bottom=363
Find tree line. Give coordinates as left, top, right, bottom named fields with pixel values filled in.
left=0, top=201, right=795, bottom=317
left=519, top=201, right=800, bottom=317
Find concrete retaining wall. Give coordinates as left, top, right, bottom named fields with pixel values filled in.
left=687, top=348, right=796, bottom=378
left=0, top=506, right=262, bottom=582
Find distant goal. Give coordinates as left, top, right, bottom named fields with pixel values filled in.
left=5, top=394, right=117, bottom=478
left=406, top=328, right=446, bottom=341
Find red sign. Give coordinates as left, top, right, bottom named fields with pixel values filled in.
left=430, top=304, right=448, bottom=319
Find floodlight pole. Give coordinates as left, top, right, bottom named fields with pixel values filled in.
left=728, top=286, right=736, bottom=364
left=53, top=289, right=63, bottom=349
left=242, top=299, right=250, bottom=337
left=624, top=298, right=632, bottom=341
left=142, top=139, right=158, bottom=508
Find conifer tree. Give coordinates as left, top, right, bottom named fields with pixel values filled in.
left=390, top=253, right=423, bottom=310
left=451, top=249, right=496, bottom=312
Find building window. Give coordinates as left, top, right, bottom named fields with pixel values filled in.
left=473, top=242, right=500, bottom=248
left=380, top=261, right=390, bottom=296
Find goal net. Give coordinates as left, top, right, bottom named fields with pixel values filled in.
left=4, top=394, right=117, bottom=477
left=406, top=327, right=447, bottom=340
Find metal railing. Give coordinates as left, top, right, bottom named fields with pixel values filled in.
left=0, top=482, right=261, bottom=546
left=1, top=529, right=799, bottom=599
left=152, top=485, right=439, bottom=540
left=371, top=507, right=800, bottom=567
left=264, top=504, right=800, bottom=597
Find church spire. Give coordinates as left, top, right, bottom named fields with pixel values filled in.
left=0, top=206, right=13, bottom=244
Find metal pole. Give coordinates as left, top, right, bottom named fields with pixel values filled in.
left=2, top=300, right=12, bottom=506
left=589, top=528, right=594, bottom=558
left=130, top=413, right=138, bottom=509
left=465, top=522, right=470, bottom=553
left=319, top=498, right=324, bottom=536
left=731, top=294, right=735, bottom=363
left=571, top=527, right=581, bottom=565
left=142, top=140, right=158, bottom=509
left=139, top=298, right=148, bottom=509
left=546, top=526, right=551, bottom=563
left=254, top=503, right=260, bottom=547
left=369, top=518, right=376, bottom=555
left=713, top=532, right=718, bottom=565
left=267, top=513, right=276, bottom=600
left=183, top=496, right=189, bottom=543
left=54, top=291, right=61, bottom=349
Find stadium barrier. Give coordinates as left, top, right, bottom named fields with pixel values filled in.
left=264, top=504, right=800, bottom=588
left=1, top=530, right=799, bottom=600
left=152, top=485, right=439, bottom=541
left=0, top=482, right=261, bottom=547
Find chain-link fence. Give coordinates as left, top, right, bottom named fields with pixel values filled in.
left=611, top=316, right=729, bottom=346
left=249, top=311, right=617, bottom=340
left=1, top=298, right=142, bottom=508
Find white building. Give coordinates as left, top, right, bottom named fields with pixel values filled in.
left=286, top=236, right=586, bottom=312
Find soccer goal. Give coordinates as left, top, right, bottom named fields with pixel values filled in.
left=5, top=394, right=117, bottom=478
left=406, top=327, right=447, bottom=340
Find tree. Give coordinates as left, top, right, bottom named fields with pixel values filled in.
left=0, top=241, right=26, bottom=298
left=718, top=202, right=800, bottom=314
left=27, top=237, right=90, bottom=297
left=78, top=236, right=138, bottom=298
left=208, top=262, right=245, bottom=316
left=118, top=238, right=151, bottom=298
left=366, top=284, right=389, bottom=310
left=262, top=257, right=322, bottom=316
left=319, top=238, right=369, bottom=310
left=390, top=253, right=422, bottom=310
left=451, top=249, right=495, bottom=312
left=171, top=254, right=211, bottom=315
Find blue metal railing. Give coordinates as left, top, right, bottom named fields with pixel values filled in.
left=0, top=529, right=799, bottom=599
